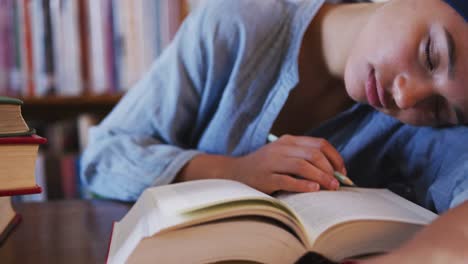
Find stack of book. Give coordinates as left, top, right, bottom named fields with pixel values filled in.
left=0, top=96, right=46, bottom=245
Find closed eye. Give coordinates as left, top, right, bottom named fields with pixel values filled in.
left=425, top=37, right=434, bottom=71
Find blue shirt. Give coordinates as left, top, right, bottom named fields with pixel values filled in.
left=80, top=0, right=468, bottom=213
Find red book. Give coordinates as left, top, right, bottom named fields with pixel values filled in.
left=0, top=134, right=47, bottom=144
left=0, top=134, right=47, bottom=196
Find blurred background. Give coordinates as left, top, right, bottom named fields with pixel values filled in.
left=0, top=0, right=207, bottom=201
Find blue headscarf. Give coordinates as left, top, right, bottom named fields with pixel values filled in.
left=444, top=0, right=468, bottom=21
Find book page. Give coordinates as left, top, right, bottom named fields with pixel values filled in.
left=149, top=179, right=271, bottom=214
left=122, top=179, right=272, bottom=233
left=276, top=187, right=438, bottom=244
left=127, top=218, right=306, bottom=264
left=108, top=179, right=273, bottom=263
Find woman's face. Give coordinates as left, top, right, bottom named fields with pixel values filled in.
left=345, top=0, right=468, bottom=126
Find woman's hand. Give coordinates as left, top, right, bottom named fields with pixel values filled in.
left=176, top=135, right=347, bottom=194
left=226, top=135, right=346, bottom=194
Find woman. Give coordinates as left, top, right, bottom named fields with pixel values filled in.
left=81, top=0, right=468, bottom=262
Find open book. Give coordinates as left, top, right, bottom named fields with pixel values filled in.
left=107, top=179, right=438, bottom=264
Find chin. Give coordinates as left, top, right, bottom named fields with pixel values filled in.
left=345, top=80, right=367, bottom=105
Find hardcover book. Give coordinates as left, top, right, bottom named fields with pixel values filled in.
left=107, top=179, right=438, bottom=264
left=0, top=96, right=33, bottom=137
left=0, top=134, right=47, bottom=196
left=0, top=196, right=21, bottom=245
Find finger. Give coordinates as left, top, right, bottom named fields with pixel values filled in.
left=273, top=157, right=339, bottom=190
left=277, top=145, right=335, bottom=176
left=271, top=174, right=320, bottom=193
left=279, top=135, right=346, bottom=174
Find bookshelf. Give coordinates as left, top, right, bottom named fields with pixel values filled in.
left=0, top=0, right=205, bottom=201
left=21, top=95, right=122, bottom=121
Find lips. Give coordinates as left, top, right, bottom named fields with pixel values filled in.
left=365, top=68, right=388, bottom=108
left=365, top=68, right=381, bottom=108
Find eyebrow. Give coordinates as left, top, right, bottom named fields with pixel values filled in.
left=444, top=27, right=456, bottom=79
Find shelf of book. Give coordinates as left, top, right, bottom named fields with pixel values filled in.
left=21, top=95, right=122, bottom=121
left=22, top=94, right=122, bottom=106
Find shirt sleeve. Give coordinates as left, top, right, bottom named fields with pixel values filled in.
left=448, top=161, right=468, bottom=209
left=324, top=107, right=468, bottom=213
left=80, top=3, right=227, bottom=201
left=389, top=126, right=468, bottom=213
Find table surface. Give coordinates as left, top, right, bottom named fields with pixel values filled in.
left=0, top=200, right=131, bottom=264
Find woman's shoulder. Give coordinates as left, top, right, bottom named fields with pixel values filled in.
left=195, top=0, right=294, bottom=39
left=199, top=0, right=290, bottom=20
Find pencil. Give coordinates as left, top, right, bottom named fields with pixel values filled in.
left=333, top=171, right=356, bottom=187
left=267, top=133, right=356, bottom=187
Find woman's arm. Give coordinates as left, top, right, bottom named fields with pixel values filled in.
left=80, top=6, right=216, bottom=201
left=363, top=200, right=468, bottom=264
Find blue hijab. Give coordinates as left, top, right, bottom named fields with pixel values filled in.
left=444, top=0, right=468, bottom=21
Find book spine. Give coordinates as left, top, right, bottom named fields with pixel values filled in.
left=57, top=0, right=82, bottom=96
left=30, top=0, right=47, bottom=97
left=42, top=0, right=56, bottom=96
left=112, top=0, right=126, bottom=92
left=122, top=0, right=138, bottom=90
left=104, top=0, right=118, bottom=94
left=168, top=0, right=182, bottom=42
left=133, top=0, right=145, bottom=82
left=153, top=0, right=162, bottom=58
left=0, top=0, right=14, bottom=95
left=141, top=0, right=159, bottom=70
left=86, top=0, right=108, bottom=95
left=77, top=0, right=90, bottom=95
left=159, top=0, right=170, bottom=50
left=48, top=0, right=59, bottom=93
left=20, top=0, right=35, bottom=97
left=5, top=0, right=16, bottom=96
left=9, top=0, right=24, bottom=96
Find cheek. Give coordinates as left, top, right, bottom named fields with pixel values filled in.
left=355, top=10, right=419, bottom=69
left=344, top=57, right=363, bottom=102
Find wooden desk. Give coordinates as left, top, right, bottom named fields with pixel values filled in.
left=0, top=200, right=131, bottom=264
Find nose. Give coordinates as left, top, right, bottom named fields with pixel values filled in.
left=392, top=74, right=433, bottom=110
